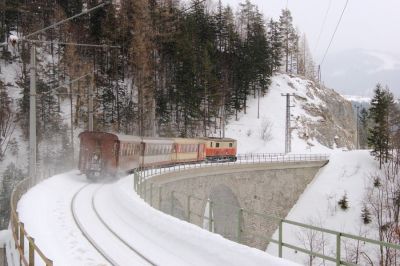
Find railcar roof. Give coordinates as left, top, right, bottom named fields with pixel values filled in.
left=114, top=134, right=142, bottom=142
left=201, top=137, right=237, bottom=142
left=142, top=137, right=174, bottom=144
left=172, top=138, right=206, bottom=144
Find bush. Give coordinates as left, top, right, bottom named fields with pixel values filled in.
left=361, top=205, right=371, bottom=224
left=260, top=118, right=273, bottom=142
left=338, top=193, right=349, bottom=210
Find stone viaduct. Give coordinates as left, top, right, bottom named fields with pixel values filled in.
left=145, top=159, right=329, bottom=250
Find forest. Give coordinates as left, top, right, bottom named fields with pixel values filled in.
left=0, top=0, right=315, bottom=138
left=0, top=0, right=317, bottom=228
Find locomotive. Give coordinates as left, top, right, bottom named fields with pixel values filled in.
left=78, top=131, right=237, bottom=179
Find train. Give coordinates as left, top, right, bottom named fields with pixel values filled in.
left=78, top=131, right=237, bottom=179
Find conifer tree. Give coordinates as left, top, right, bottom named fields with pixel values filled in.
left=368, top=85, right=395, bottom=168
left=279, top=9, right=295, bottom=73
left=361, top=205, right=371, bottom=224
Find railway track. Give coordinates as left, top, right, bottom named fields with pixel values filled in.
left=71, top=183, right=157, bottom=266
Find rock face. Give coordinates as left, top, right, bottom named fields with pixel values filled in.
left=291, top=76, right=356, bottom=149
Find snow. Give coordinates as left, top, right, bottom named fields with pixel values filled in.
left=343, top=95, right=371, bottom=103
left=16, top=171, right=297, bottom=266
left=0, top=230, right=9, bottom=247
left=225, top=74, right=331, bottom=154
left=266, top=150, right=379, bottom=263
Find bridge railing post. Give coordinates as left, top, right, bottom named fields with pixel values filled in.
left=237, top=208, right=243, bottom=243
left=171, top=191, right=175, bottom=216
left=336, top=233, right=341, bottom=266
left=208, top=200, right=213, bottom=232
left=158, top=186, right=162, bottom=210
left=150, top=182, right=153, bottom=206
left=278, top=219, right=283, bottom=258
left=187, top=195, right=191, bottom=222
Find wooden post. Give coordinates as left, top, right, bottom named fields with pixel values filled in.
left=28, top=237, right=34, bottom=266
left=19, top=222, right=24, bottom=264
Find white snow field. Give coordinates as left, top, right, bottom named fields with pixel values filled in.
left=15, top=171, right=298, bottom=266
left=267, top=150, right=380, bottom=264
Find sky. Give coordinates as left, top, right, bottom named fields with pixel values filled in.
left=215, top=0, right=400, bottom=96
left=219, top=0, right=400, bottom=64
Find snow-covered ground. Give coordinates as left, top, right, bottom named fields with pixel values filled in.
left=226, top=74, right=333, bottom=154
left=267, top=150, right=379, bottom=264
left=11, top=171, right=297, bottom=266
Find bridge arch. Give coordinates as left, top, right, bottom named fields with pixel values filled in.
left=204, top=185, right=241, bottom=241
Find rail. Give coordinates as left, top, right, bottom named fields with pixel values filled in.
left=133, top=154, right=400, bottom=266
left=139, top=153, right=329, bottom=179
left=10, top=178, right=53, bottom=266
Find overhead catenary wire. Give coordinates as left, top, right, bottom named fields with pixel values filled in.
left=313, top=0, right=332, bottom=55
left=319, top=0, right=350, bottom=66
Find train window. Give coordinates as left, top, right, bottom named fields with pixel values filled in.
left=216, top=143, right=220, bottom=148
left=210, top=142, right=213, bottom=148
left=229, top=143, right=233, bottom=147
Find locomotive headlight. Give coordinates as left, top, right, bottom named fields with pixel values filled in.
left=9, top=35, right=18, bottom=47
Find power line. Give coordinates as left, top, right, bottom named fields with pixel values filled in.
left=313, top=0, right=332, bottom=54
left=319, top=0, right=349, bottom=66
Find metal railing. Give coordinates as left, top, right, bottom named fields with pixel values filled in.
left=10, top=178, right=53, bottom=266
left=133, top=155, right=400, bottom=266
left=137, top=153, right=329, bottom=180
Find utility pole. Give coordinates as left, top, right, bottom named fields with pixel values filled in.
left=29, top=45, right=36, bottom=185
left=25, top=1, right=111, bottom=184
left=356, top=105, right=359, bottom=149
left=317, top=65, right=321, bottom=83
left=69, top=82, right=74, bottom=161
left=88, top=74, right=94, bottom=131
left=257, top=88, right=260, bottom=119
left=281, top=93, right=295, bottom=154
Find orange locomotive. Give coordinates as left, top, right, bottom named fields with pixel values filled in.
left=203, top=138, right=237, bottom=162
left=78, top=132, right=236, bottom=180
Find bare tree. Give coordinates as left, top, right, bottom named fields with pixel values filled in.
left=365, top=164, right=400, bottom=265
left=296, top=217, right=330, bottom=266
left=0, top=112, right=16, bottom=161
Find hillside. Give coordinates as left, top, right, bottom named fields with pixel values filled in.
left=223, top=75, right=386, bottom=265
left=226, top=74, right=356, bottom=154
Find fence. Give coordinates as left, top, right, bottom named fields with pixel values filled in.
left=136, top=153, right=329, bottom=180
left=134, top=154, right=400, bottom=266
left=10, top=178, right=53, bottom=266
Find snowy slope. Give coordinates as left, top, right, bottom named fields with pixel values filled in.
left=226, top=74, right=355, bottom=154
left=266, top=150, right=380, bottom=264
